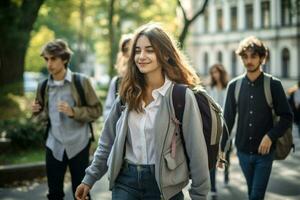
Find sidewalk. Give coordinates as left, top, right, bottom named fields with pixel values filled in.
left=1, top=128, right=300, bottom=200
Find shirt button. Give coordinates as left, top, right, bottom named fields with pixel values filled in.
left=250, top=111, right=253, bottom=114
left=249, top=137, right=252, bottom=140
left=250, top=95, right=253, bottom=99
left=249, top=123, right=252, bottom=127
left=250, top=152, right=253, bottom=154
left=251, top=83, right=254, bottom=86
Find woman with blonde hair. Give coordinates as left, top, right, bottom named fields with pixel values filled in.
left=103, top=34, right=133, bottom=119
left=76, top=23, right=210, bottom=200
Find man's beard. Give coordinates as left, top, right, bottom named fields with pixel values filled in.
left=247, top=64, right=260, bottom=73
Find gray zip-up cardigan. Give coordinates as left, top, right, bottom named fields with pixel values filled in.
left=82, top=83, right=210, bottom=200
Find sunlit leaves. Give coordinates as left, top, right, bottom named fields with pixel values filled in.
left=25, top=26, right=55, bottom=72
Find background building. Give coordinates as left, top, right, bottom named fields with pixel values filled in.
left=186, top=0, right=300, bottom=86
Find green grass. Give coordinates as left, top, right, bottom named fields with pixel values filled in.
left=0, top=148, right=44, bottom=165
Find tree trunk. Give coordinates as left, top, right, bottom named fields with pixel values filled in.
left=0, top=48, right=26, bottom=95
left=0, top=0, right=45, bottom=95
left=108, top=0, right=116, bottom=79
left=76, top=0, right=86, bottom=73
left=177, top=0, right=208, bottom=48
left=178, top=20, right=191, bottom=49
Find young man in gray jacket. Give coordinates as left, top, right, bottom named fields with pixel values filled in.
left=32, top=39, right=102, bottom=200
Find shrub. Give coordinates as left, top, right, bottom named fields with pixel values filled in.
left=0, top=117, right=45, bottom=150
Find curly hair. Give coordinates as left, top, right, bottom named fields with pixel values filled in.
left=236, top=36, right=268, bottom=58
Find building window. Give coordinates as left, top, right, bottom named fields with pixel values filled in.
left=231, top=6, right=237, bottom=31
left=281, top=0, right=292, bottom=26
left=217, top=8, right=223, bottom=31
left=217, top=51, right=223, bottom=63
left=261, top=1, right=270, bottom=28
left=204, top=10, right=209, bottom=32
left=282, top=48, right=290, bottom=78
left=204, top=52, right=209, bottom=75
left=231, top=51, right=237, bottom=77
left=245, top=4, right=254, bottom=29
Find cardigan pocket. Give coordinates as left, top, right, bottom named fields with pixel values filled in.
left=161, top=139, right=189, bottom=187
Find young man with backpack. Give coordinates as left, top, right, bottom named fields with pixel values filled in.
left=220, top=36, right=293, bottom=200
left=32, top=39, right=102, bottom=200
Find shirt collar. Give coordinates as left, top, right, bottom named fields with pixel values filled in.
left=48, top=68, right=72, bottom=85
left=152, top=76, right=172, bottom=99
left=245, top=71, right=264, bottom=85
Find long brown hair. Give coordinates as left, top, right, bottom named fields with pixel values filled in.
left=209, top=63, right=228, bottom=89
left=119, top=23, right=200, bottom=112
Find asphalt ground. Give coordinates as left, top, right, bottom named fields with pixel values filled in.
left=1, top=127, right=300, bottom=200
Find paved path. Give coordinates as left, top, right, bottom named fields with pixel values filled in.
left=1, top=128, right=300, bottom=200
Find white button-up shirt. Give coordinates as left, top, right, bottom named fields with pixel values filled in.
left=125, top=77, right=172, bottom=164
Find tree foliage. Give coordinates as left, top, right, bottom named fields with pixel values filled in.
left=1, top=0, right=181, bottom=94
left=0, top=0, right=45, bottom=94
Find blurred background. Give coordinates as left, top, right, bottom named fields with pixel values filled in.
left=0, top=0, right=299, bottom=199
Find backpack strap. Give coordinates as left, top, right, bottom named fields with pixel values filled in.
left=115, top=76, right=122, bottom=98
left=234, top=75, right=243, bottom=103
left=73, top=73, right=95, bottom=141
left=263, top=73, right=273, bottom=109
left=40, top=79, right=48, bottom=104
left=172, top=84, right=186, bottom=123
left=39, top=78, right=50, bottom=140
left=224, top=74, right=245, bottom=153
left=172, top=84, right=190, bottom=166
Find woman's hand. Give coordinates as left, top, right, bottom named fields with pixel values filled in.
left=75, top=183, right=91, bottom=200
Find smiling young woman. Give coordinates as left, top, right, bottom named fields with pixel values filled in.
left=76, top=23, right=210, bottom=200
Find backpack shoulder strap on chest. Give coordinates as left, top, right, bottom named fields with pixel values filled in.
left=263, top=72, right=273, bottom=108
left=115, top=76, right=122, bottom=98
left=172, top=83, right=187, bottom=123
left=234, top=74, right=245, bottom=103
left=73, top=73, right=87, bottom=106
left=40, top=78, right=48, bottom=104
left=72, top=73, right=95, bottom=141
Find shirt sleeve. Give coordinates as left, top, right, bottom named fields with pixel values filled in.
left=221, top=81, right=237, bottom=151
left=182, top=89, right=210, bottom=200
left=82, top=98, right=122, bottom=187
left=72, top=76, right=102, bottom=122
left=267, top=78, right=294, bottom=141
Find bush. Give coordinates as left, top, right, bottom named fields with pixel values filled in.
left=0, top=117, right=45, bottom=150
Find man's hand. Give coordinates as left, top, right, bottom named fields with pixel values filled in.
left=57, top=101, right=74, bottom=117
left=32, top=100, right=42, bottom=113
left=258, top=134, right=272, bottom=155
left=217, top=152, right=227, bottom=169
left=75, top=183, right=91, bottom=200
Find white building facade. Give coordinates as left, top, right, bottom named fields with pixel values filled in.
left=186, top=0, right=300, bottom=80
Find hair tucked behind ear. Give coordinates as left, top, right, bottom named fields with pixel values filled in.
left=119, top=23, right=200, bottom=112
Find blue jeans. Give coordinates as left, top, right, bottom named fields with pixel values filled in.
left=112, top=162, right=184, bottom=200
left=237, top=151, right=274, bottom=200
